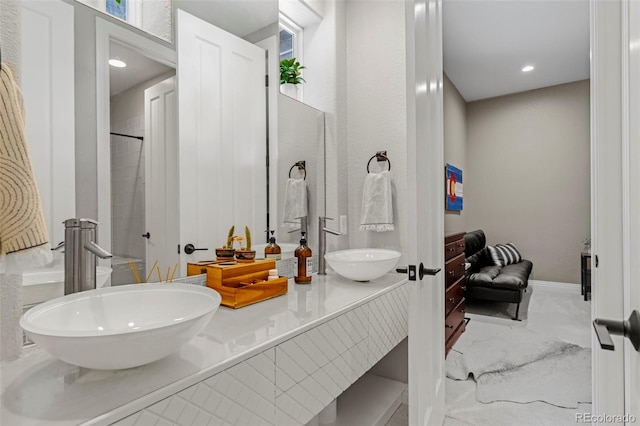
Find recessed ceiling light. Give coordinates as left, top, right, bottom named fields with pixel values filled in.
left=522, top=65, right=534, bottom=72
left=109, top=58, right=127, bottom=68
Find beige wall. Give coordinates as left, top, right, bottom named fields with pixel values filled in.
left=466, top=80, right=590, bottom=284
left=444, top=73, right=467, bottom=234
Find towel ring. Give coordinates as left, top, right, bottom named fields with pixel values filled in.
left=366, top=151, right=391, bottom=173
left=289, top=161, right=306, bottom=180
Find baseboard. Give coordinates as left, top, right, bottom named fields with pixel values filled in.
left=529, top=280, right=581, bottom=294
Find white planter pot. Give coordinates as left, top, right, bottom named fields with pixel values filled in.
left=281, top=83, right=300, bottom=100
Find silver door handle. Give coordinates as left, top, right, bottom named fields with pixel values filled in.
left=593, top=310, right=640, bottom=352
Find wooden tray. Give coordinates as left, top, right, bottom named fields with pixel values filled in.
left=206, top=259, right=276, bottom=284
left=205, top=259, right=286, bottom=308
left=187, top=261, right=220, bottom=276
left=208, top=276, right=288, bottom=309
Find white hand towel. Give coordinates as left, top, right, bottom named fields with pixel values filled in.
left=0, top=64, right=52, bottom=273
left=359, top=170, right=394, bottom=232
left=282, top=178, right=308, bottom=230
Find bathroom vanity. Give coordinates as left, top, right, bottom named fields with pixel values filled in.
left=1, top=273, right=408, bottom=425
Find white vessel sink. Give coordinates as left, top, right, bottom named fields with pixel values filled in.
left=324, top=249, right=402, bottom=281
left=20, top=283, right=221, bottom=370
left=22, top=266, right=112, bottom=306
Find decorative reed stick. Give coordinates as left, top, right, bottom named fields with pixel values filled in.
left=146, top=260, right=158, bottom=283
left=129, top=261, right=142, bottom=283
left=169, top=263, right=178, bottom=282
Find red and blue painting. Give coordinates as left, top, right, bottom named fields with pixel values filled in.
left=446, top=164, right=463, bottom=211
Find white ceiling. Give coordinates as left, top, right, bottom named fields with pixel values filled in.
left=109, top=1, right=277, bottom=97
left=109, top=1, right=589, bottom=102
left=443, top=0, right=590, bottom=102
left=109, top=42, right=173, bottom=96
left=173, top=0, right=278, bottom=39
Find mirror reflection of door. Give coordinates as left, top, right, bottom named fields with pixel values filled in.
left=176, top=10, right=267, bottom=273
left=108, top=42, right=175, bottom=284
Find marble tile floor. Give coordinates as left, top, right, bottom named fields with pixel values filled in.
left=385, top=280, right=592, bottom=426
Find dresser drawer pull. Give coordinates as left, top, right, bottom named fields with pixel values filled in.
left=448, top=270, right=455, bottom=275
left=447, top=247, right=455, bottom=252
left=446, top=324, right=454, bottom=329
left=448, top=297, right=455, bottom=303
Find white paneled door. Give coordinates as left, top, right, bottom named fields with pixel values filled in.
left=407, top=0, right=446, bottom=424
left=177, top=10, right=267, bottom=273
left=144, top=76, right=179, bottom=278
left=591, top=0, right=639, bottom=421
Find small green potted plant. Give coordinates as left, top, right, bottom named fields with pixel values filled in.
left=280, top=58, right=305, bottom=98
left=235, top=226, right=256, bottom=262
left=216, top=226, right=236, bottom=261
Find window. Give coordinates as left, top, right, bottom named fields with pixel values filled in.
left=279, top=27, right=295, bottom=61
left=279, top=14, right=303, bottom=63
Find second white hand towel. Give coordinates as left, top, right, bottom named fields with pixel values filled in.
left=359, top=170, right=394, bottom=232
left=282, top=177, right=308, bottom=230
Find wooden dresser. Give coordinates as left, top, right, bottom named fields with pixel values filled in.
left=445, top=232, right=466, bottom=356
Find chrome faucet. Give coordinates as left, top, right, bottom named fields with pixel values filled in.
left=319, top=216, right=342, bottom=275
left=64, top=218, right=112, bottom=295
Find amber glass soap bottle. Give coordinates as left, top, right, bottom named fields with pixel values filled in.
left=295, top=232, right=313, bottom=284
left=264, top=231, right=282, bottom=260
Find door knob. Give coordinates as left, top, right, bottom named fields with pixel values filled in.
left=184, top=244, right=209, bottom=255
left=142, top=232, right=151, bottom=239
left=593, top=310, right=640, bottom=351
left=419, top=263, right=441, bottom=280
left=397, top=264, right=441, bottom=281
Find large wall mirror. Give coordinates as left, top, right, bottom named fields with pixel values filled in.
left=278, top=0, right=337, bottom=111
left=19, top=0, right=327, bottom=297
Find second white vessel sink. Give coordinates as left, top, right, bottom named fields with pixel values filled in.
left=22, top=266, right=112, bottom=306
left=325, top=249, right=402, bottom=281
left=20, top=283, right=221, bottom=370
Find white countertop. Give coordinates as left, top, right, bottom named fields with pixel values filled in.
left=1, top=272, right=407, bottom=426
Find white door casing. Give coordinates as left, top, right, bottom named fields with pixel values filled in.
left=255, top=36, right=280, bottom=239
left=406, top=0, right=446, bottom=424
left=625, top=0, right=640, bottom=417
left=591, top=0, right=640, bottom=421
left=144, top=76, right=179, bottom=279
left=177, top=10, right=267, bottom=272
left=21, top=0, right=75, bottom=248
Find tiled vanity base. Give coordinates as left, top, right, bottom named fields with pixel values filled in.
left=115, top=284, right=409, bottom=426
left=1, top=273, right=407, bottom=426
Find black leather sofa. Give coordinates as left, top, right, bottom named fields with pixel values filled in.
left=464, top=230, right=533, bottom=320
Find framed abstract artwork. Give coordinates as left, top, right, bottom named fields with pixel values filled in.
left=446, top=163, right=463, bottom=211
